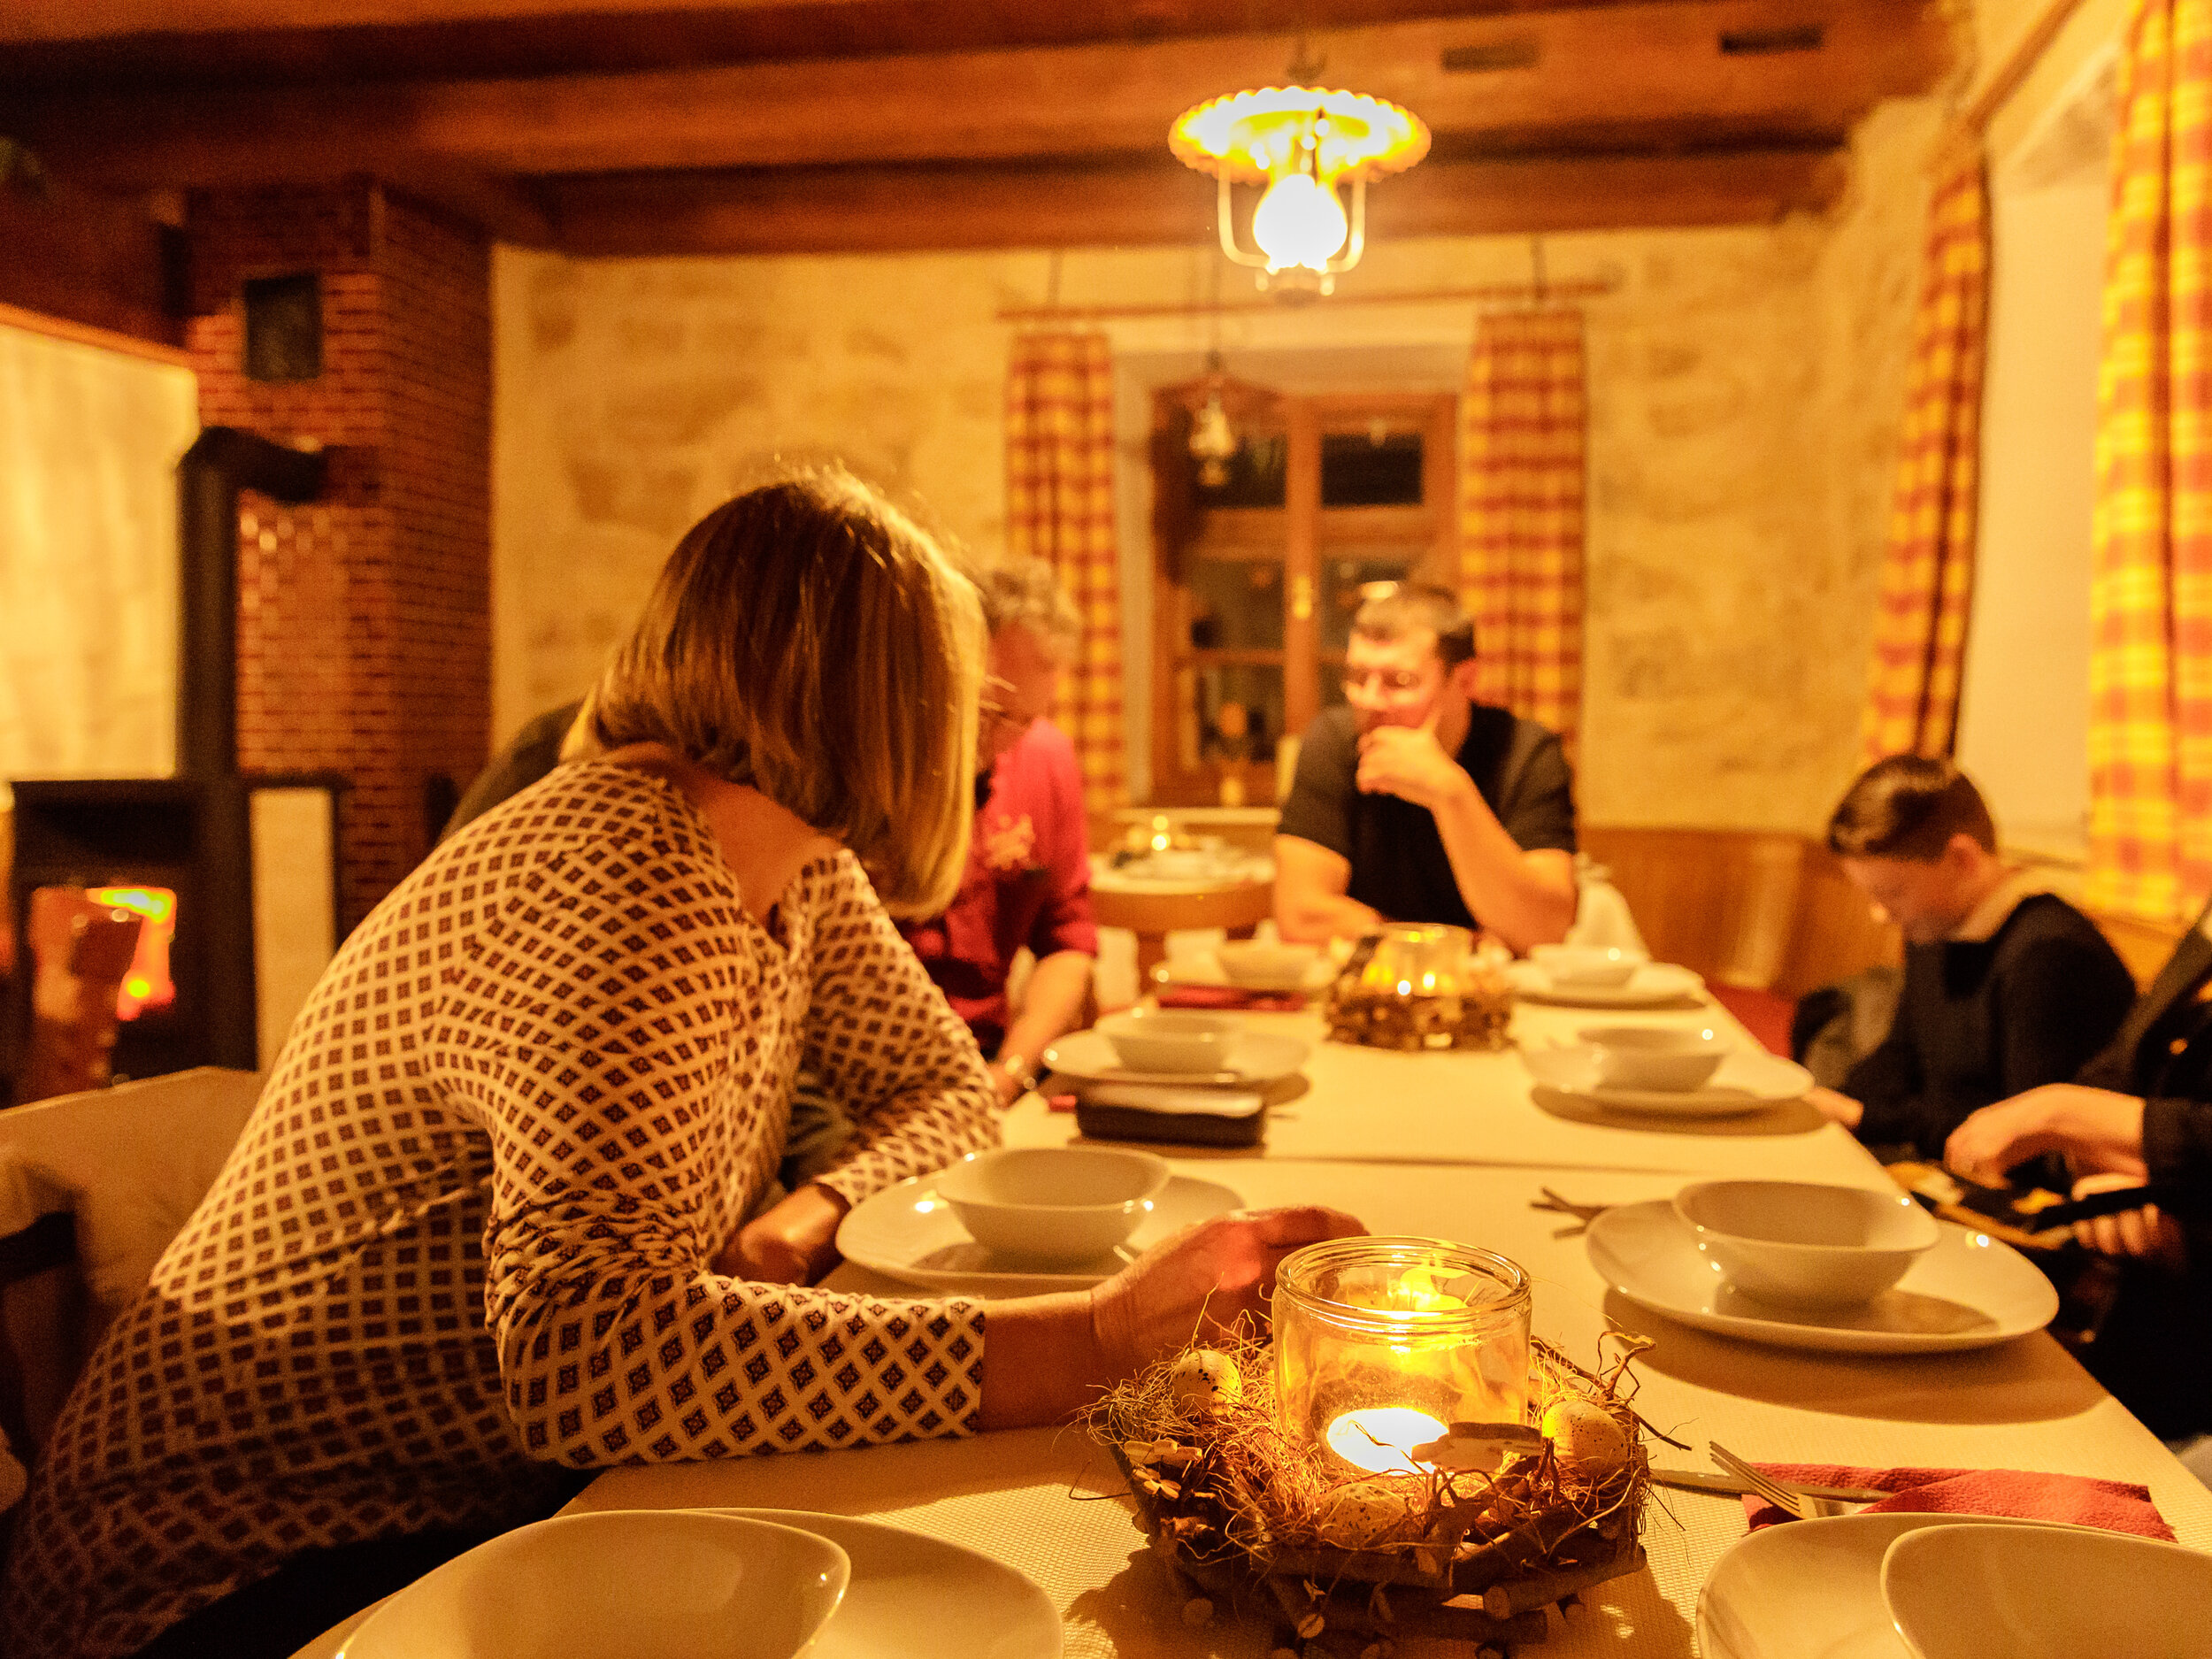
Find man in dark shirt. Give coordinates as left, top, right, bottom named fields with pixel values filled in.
left=1273, top=583, right=1578, bottom=952
left=1806, top=755, right=2134, bottom=1162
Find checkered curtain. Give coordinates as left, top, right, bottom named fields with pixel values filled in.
left=1458, top=308, right=1587, bottom=755
left=2086, top=0, right=2212, bottom=923
left=1859, top=154, right=1990, bottom=766
left=1005, top=332, right=1125, bottom=804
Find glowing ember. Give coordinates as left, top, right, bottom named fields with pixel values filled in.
left=88, top=887, right=176, bottom=1020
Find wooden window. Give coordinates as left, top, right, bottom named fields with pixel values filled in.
left=1150, top=383, right=1458, bottom=806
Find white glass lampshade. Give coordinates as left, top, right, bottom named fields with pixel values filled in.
left=1250, top=173, right=1349, bottom=272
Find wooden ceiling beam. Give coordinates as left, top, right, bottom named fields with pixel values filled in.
left=0, top=180, right=183, bottom=349
left=11, top=1, right=1950, bottom=187
left=383, top=164, right=557, bottom=245
left=542, top=148, right=1848, bottom=257
left=0, top=0, right=872, bottom=44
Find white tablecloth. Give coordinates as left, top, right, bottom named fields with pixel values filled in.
left=1026, top=1003, right=1879, bottom=1185
left=296, top=987, right=2212, bottom=1659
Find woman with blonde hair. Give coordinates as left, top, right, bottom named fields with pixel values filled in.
left=5, top=472, right=1358, bottom=1659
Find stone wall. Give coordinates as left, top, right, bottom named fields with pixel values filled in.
left=495, top=98, right=1950, bottom=834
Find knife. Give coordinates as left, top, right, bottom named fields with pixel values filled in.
left=1650, top=1468, right=1889, bottom=1503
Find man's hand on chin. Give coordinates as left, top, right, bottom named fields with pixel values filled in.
left=1355, top=721, right=1465, bottom=809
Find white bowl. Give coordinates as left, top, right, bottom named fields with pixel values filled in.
left=933, top=1146, right=1171, bottom=1262
left=1674, top=1179, right=1941, bottom=1309
left=1881, top=1522, right=2212, bottom=1659
left=1216, top=941, right=1324, bottom=990
left=1579, top=1025, right=1728, bottom=1090
left=338, top=1510, right=849, bottom=1659
left=1140, top=848, right=1221, bottom=879
left=1095, top=1009, right=1239, bottom=1073
left=1530, top=944, right=1644, bottom=987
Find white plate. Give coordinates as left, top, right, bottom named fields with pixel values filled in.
left=714, top=1509, right=1061, bottom=1659
left=838, top=1171, right=1244, bottom=1294
left=1586, top=1201, right=2057, bottom=1354
left=1509, top=960, right=1705, bottom=1007
left=1699, top=1513, right=2088, bottom=1659
left=1156, top=954, right=1331, bottom=995
left=1041, top=1027, right=1310, bottom=1087
left=1524, top=1046, right=1814, bottom=1117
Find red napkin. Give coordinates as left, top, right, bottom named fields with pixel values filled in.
left=1156, top=984, right=1306, bottom=1012
left=1741, top=1462, right=2174, bottom=1540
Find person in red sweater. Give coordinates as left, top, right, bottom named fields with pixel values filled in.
left=898, top=558, right=1097, bottom=1104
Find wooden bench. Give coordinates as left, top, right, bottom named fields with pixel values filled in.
left=1579, top=827, right=1903, bottom=1001
left=1583, top=826, right=2192, bottom=1034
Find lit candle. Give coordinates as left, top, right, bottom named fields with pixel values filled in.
left=1324, top=1406, right=1447, bottom=1475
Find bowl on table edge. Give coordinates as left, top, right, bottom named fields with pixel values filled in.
left=1880, top=1521, right=2212, bottom=1659
left=1096, top=1008, right=1240, bottom=1073
left=1215, top=940, right=1324, bottom=990
left=933, top=1145, right=1172, bottom=1262
left=1578, top=1024, right=1728, bottom=1091
left=1673, top=1179, right=1940, bottom=1309
left=1529, top=944, right=1645, bottom=988
left=336, top=1509, right=849, bottom=1659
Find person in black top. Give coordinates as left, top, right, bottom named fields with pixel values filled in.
left=1947, top=900, right=2212, bottom=1440
left=1273, top=583, right=1578, bottom=953
left=1805, top=756, right=2135, bottom=1162
left=438, top=698, right=588, bottom=843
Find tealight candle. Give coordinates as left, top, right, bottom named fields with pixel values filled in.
left=1274, top=1237, right=1532, bottom=1476
left=1325, top=1406, right=1449, bottom=1475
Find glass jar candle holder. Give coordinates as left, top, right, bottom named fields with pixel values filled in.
left=1322, top=924, right=1513, bottom=1052
left=1274, top=1236, right=1532, bottom=1476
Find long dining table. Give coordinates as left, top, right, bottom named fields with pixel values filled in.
left=297, top=983, right=2212, bottom=1658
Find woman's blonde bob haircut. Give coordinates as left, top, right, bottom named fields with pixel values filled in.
left=588, top=468, right=984, bottom=917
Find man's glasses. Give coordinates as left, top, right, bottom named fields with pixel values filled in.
left=1340, top=666, right=1431, bottom=696
left=979, top=675, right=1024, bottom=726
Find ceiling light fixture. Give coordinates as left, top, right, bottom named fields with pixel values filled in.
left=1171, top=80, right=1430, bottom=296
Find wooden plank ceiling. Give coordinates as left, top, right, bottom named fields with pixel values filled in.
left=0, top=0, right=1954, bottom=267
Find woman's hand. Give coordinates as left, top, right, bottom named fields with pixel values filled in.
left=1804, top=1086, right=1864, bottom=1129
left=714, top=1184, right=850, bottom=1286
left=978, top=1204, right=1365, bottom=1431
left=2067, top=1171, right=2190, bottom=1270
left=1089, top=1204, right=1368, bottom=1378
left=1944, top=1086, right=2149, bottom=1186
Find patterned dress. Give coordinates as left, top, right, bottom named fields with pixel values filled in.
left=4, top=763, right=999, bottom=1659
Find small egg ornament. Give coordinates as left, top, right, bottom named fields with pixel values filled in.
left=1315, top=1477, right=1424, bottom=1548
left=1540, top=1398, right=1632, bottom=1479
left=1166, top=1349, right=1244, bottom=1415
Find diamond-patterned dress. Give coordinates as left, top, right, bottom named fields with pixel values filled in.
left=4, top=763, right=998, bottom=1659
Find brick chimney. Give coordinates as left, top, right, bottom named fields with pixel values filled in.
left=185, top=181, right=492, bottom=931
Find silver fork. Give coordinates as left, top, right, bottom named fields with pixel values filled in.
left=1532, top=1187, right=1609, bottom=1225
left=1709, top=1441, right=1848, bottom=1520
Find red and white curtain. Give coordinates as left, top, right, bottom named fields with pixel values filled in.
left=1457, top=308, right=1587, bottom=755
left=1860, top=153, right=1990, bottom=766
left=1005, top=332, right=1125, bottom=804
left=2086, top=0, right=2212, bottom=922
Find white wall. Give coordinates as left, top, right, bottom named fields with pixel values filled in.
left=0, top=324, right=196, bottom=779
left=1957, top=43, right=2118, bottom=858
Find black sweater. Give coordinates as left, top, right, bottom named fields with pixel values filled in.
left=1845, top=892, right=2135, bottom=1161
left=2079, top=904, right=2212, bottom=1202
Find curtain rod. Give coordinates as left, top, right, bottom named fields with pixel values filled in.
left=1956, top=0, right=2095, bottom=141
left=995, top=277, right=1617, bottom=324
